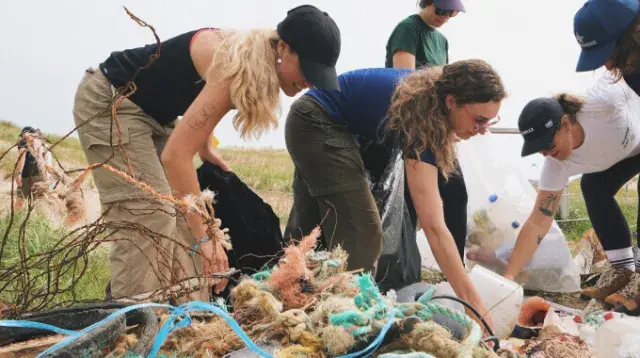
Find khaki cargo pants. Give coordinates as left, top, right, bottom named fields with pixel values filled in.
left=284, top=95, right=382, bottom=272
left=72, top=68, right=208, bottom=302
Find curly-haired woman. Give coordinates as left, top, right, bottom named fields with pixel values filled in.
left=284, top=59, right=507, bottom=328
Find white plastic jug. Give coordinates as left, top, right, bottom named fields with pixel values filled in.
left=596, top=317, right=640, bottom=358
left=469, top=265, right=524, bottom=339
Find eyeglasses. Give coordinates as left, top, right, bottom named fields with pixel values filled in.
left=543, top=121, right=562, bottom=151
left=464, top=106, right=501, bottom=131
left=435, top=8, right=459, bottom=17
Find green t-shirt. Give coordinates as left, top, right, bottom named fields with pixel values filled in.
left=384, top=14, right=449, bottom=69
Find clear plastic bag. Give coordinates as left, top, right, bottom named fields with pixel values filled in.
left=456, top=132, right=581, bottom=293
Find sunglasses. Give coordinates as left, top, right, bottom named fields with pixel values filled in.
left=435, top=8, right=459, bottom=17
left=464, top=106, right=501, bottom=130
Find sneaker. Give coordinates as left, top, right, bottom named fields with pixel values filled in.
left=605, top=272, right=640, bottom=311
left=581, top=266, right=634, bottom=301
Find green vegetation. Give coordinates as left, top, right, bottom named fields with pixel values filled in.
left=0, top=210, right=110, bottom=310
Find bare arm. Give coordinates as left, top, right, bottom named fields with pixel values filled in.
left=15, top=148, right=26, bottom=177
left=161, top=76, right=233, bottom=292
left=405, top=159, right=493, bottom=330
left=392, top=51, right=416, bottom=70
left=162, top=82, right=232, bottom=238
left=503, top=189, right=563, bottom=279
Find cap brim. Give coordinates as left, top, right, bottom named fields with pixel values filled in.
left=300, top=58, right=340, bottom=91
left=521, top=130, right=555, bottom=157
left=576, top=40, right=616, bottom=72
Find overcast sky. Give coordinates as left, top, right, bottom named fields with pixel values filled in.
left=0, top=0, right=607, bottom=179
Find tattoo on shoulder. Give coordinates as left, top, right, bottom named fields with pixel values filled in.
left=538, top=193, right=559, bottom=217
left=537, top=234, right=544, bottom=245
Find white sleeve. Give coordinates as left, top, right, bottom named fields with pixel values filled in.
left=538, top=157, right=570, bottom=191
left=583, top=76, right=625, bottom=116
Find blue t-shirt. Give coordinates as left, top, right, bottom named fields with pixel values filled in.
left=306, top=68, right=436, bottom=165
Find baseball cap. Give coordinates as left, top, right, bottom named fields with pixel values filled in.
left=433, top=0, right=466, bottom=12
left=277, top=5, right=341, bottom=91
left=574, top=0, right=639, bottom=72
left=20, top=126, right=37, bottom=135
left=518, top=98, right=564, bottom=157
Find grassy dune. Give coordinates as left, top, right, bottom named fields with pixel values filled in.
left=1, top=118, right=638, bottom=237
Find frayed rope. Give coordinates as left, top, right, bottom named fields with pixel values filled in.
left=0, top=299, right=398, bottom=358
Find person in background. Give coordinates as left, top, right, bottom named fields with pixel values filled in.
left=14, top=126, right=46, bottom=210
left=384, top=0, right=470, bottom=259
left=569, top=0, right=640, bottom=310
left=574, top=0, right=640, bottom=268
left=284, top=59, right=507, bottom=330
left=73, top=5, right=341, bottom=301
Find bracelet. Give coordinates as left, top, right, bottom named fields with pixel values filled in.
left=189, top=236, right=210, bottom=257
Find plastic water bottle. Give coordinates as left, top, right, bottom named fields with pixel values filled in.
left=481, top=192, right=523, bottom=251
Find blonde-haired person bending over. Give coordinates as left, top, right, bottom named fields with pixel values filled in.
left=72, top=5, right=341, bottom=300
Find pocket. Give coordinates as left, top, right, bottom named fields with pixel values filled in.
left=81, top=123, right=131, bottom=151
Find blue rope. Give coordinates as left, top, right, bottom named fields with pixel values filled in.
left=377, top=353, right=435, bottom=358
left=336, top=307, right=398, bottom=358
left=38, top=303, right=172, bottom=357
left=0, top=274, right=480, bottom=357
left=0, top=320, right=78, bottom=336
left=0, top=301, right=399, bottom=358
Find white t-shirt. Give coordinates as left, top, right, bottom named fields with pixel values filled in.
left=539, top=75, right=640, bottom=191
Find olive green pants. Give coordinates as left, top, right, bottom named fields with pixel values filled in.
left=284, top=95, right=382, bottom=272
left=72, top=68, right=208, bottom=302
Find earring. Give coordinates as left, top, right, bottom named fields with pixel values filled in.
left=277, top=58, right=282, bottom=64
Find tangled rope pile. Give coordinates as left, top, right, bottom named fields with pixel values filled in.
left=0, top=7, right=521, bottom=358
left=0, top=228, right=508, bottom=357
left=521, top=325, right=591, bottom=358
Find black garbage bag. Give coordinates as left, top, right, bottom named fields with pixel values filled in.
left=359, top=139, right=421, bottom=293
left=196, top=161, right=286, bottom=276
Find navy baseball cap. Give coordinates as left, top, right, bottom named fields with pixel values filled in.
left=277, top=5, right=341, bottom=91
left=433, top=0, right=466, bottom=12
left=574, top=0, right=639, bottom=72
left=518, top=98, right=565, bottom=157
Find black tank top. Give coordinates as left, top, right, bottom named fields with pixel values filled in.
left=99, top=29, right=212, bottom=126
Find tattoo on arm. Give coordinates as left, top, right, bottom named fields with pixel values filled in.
left=187, top=106, right=213, bottom=130
left=538, top=194, right=559, bottom=217
left=537, top=234, right=544, bottom=245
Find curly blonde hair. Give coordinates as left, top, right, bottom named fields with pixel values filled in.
left=385, top=59, right=507, bottom=178
left=207, top=29, right=281, bottom=140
